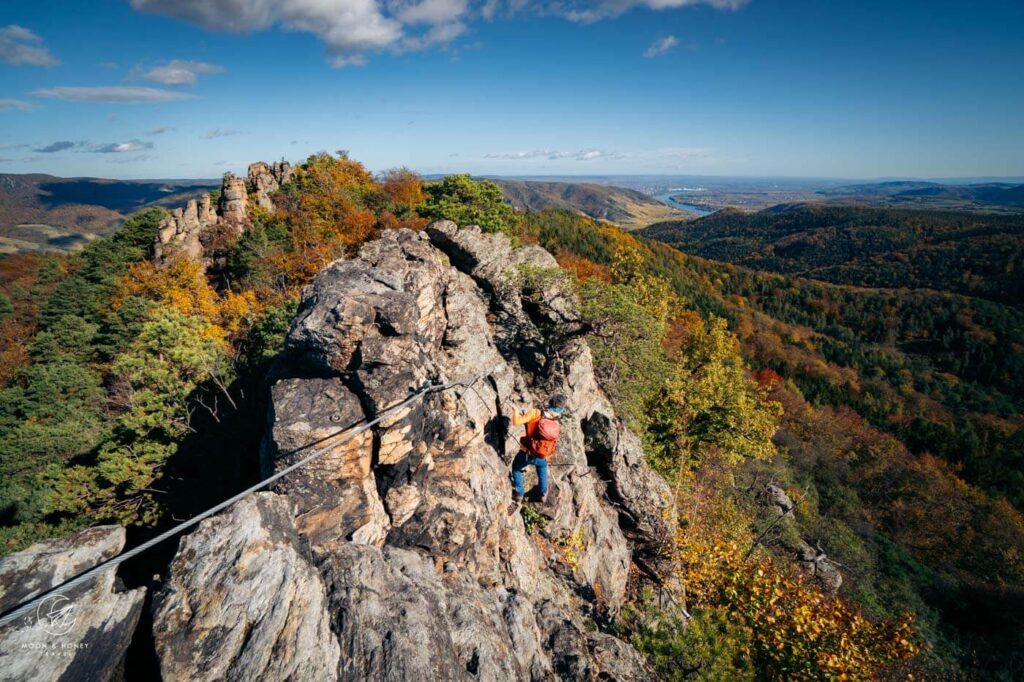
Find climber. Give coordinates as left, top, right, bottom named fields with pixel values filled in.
left=510, top=393, right=568, bottom=505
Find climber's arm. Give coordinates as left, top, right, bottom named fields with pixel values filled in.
left=511, top=408, right=541, bottom=427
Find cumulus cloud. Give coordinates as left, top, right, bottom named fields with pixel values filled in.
left=0, top=99, right=34, bottom=112
left=127, top=0, right=744, bottom=65
left=205, top=128, right=240, bottom=138
left=131, top=0, right=405, bottom=66
left=34, top=141, right=79, bottom=153
left=643, top=35, right=678, bottom=57
left=30, top=86, right=194, bottom=103
left=0, top=25, right=59, bottom=66
left=143, top=59, right=224, bottom=86
left=91, top=140, right=154, bottom=153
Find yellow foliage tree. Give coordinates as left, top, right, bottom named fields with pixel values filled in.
left=114, top=257, right=220, bottom=321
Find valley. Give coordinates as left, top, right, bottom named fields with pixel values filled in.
left=0, top=173, right=218, bottom=253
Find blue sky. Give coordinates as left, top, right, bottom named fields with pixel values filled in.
left=1, top=0, right=1022, bottom=179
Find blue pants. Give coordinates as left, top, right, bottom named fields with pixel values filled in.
left=512, top=450, right=549, bottom=498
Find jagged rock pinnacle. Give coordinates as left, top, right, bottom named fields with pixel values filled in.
left=154, top=160, right=294, bottom=265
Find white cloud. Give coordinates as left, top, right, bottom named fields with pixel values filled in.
left=486, top=149, right=623, bottom=161
left=0, top=99, right=34, bottom=112
left=126, top=0, right=743, bottom=65
left=391, top=0, right=468, bottom=24
left=576, top=149, right=623, bottom=160
left=131, top=0, right=404, bottom=66
left=91, top=140, right=154, bottom=153
left=484, top=146, right=709, bottom=165
left=643, top=35, right=678, bottom=57
left=143, top=59, right=225, bottom=86
left=125, top=0, right=485, bottom=64
left=485, top=150, right=559, bottom=159
left=0, top=25, right=59, bottom=67
left=546, top=0, right=747, bottom=23
left=30, top=86, right=194, bottom=103
left=205, top=128, right=241, bottom=138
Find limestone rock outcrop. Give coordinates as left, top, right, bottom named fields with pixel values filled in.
left=0, top=526, right=145, bottom=682
left=154, top=223, right=674, bottom=680
left=155, top=193, right=217, bottom=261
left=153, top=493, right=340, bottom=681
left=155, top=160, right=294, bottom=265
left=756, top=481, right=843, bottom=594
left=217, top=173, right=249, bottom=228
left=796, top=540, right=843, bottom=594
left=248, top=161, right=294, bottom=212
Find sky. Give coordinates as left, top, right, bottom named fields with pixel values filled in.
left=0, top=0, right=1022, bottom=180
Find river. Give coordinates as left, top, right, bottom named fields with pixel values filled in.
left=654, top=192, right=715, bottom=217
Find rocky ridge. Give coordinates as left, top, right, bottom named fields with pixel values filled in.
left=153, top=222, right=676, bottom=680
left=0, top=208, right=676, bottom=680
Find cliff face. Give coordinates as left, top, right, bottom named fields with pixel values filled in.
left=0, top=220, right=675, bottom=682
left=153, top=223, right=674, bottom=680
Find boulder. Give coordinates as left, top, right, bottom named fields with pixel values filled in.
left=796, top=540, right=844, bottom=594
left=0, top=526, right=145, bottom=682
left=152, top=494, right=339, bottom=682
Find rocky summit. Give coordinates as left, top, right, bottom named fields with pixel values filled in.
left=0, top=221, right=675, bottom=682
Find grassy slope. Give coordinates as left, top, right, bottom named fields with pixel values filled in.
left=493, top=178, right=688, bottom=229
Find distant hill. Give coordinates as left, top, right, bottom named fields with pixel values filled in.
left=0, top=173, right=217, bottom=254
left=818, top=180, right=1024, bottom=211
left=491, top=178, right=687, bottom=228
left=641, top=203, right=1024, bottom=306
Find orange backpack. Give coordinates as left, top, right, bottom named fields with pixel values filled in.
left=522, top=417, right=561, bottom=459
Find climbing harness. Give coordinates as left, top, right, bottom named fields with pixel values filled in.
left=0, top=373, right=488, bottom=630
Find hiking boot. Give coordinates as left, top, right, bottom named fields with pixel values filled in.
left=539, top=492, right=549, bottom=505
